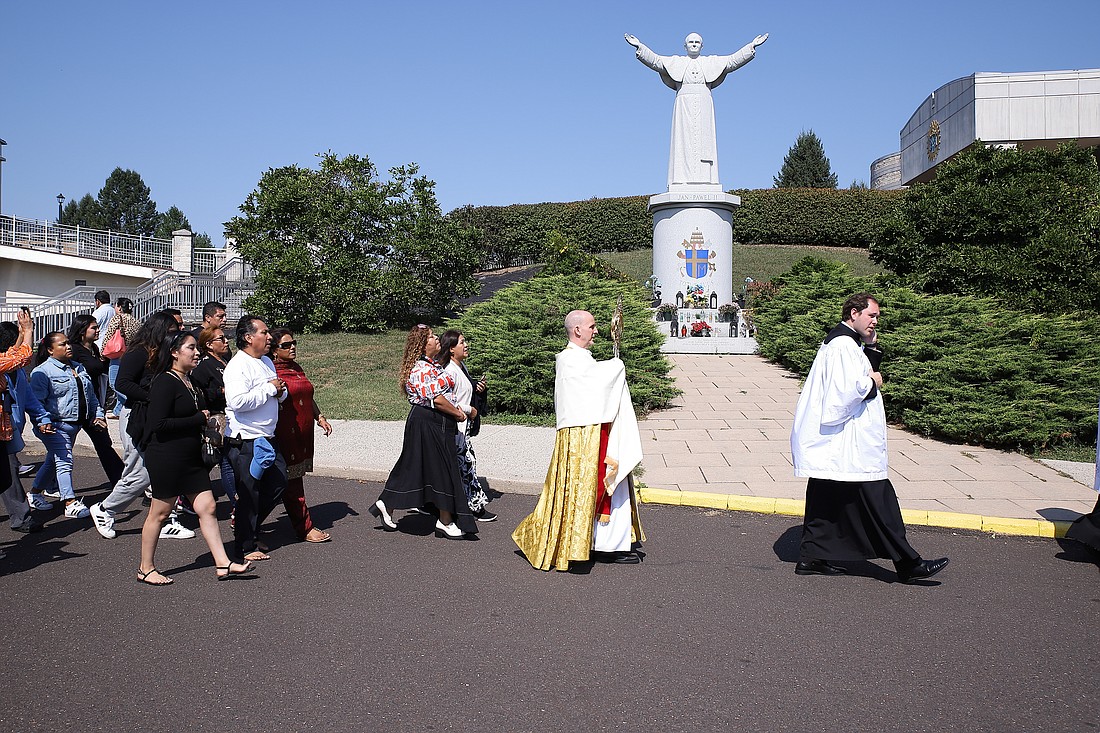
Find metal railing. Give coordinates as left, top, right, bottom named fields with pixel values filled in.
left=0, top=260, right=255, bottom=334
left=0, top=214, right=173, bottom=269
left=192, top=247, right=224, bottom=273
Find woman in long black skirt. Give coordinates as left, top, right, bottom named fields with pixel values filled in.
left=370, top=325, right=476, bottom=540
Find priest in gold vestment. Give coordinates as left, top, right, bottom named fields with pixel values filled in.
left=513, top=310, right=645, bottom=571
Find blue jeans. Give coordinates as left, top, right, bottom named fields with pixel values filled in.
left=108, top=359, right=124, bottom=416
left=34, top=421, right=124, bottom=499
left=33, top=422, right=81, bottom=500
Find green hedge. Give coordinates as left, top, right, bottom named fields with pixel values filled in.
left=730, top=188, right=905, bottom=248
left=753, top=258, right=1100, bottom=451
left=449, top=189, right=904, bottom=269
left=445, top=274, right=679, bottom=418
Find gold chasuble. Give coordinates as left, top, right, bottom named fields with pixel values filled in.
left=513, top=343, right=645, bottom=571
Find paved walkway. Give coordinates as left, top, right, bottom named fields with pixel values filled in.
left=70, top=354, right=1095, bottom=536
left=639, top=355, right=1097, bottom=535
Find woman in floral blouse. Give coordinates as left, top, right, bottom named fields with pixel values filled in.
left=369, top=324, right=477, bottom=540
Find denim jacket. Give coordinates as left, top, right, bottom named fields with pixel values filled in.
left=5, top=369, right=52, bottom=454
left=29, top=357, right=103, bottom=423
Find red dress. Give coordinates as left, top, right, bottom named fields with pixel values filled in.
left=274, top=360, right=316, bottom=479
left=274, top=359, right=318, bottom=538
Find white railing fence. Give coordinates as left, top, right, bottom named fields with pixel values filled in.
left=0, top=262, right=255, bottom=335
left=0, top=214, right=173, bottom=269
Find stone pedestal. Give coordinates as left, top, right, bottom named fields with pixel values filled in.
left=649, top=191, right=739, bottom=308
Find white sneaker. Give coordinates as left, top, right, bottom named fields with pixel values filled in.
left=27, top=493, right=55, bottom=511
left=17, top=464, right=36, bottom=477
left=63, top=499, right=90, bottom=519
left=159, top=516, right=196, bottom=540
left=89, top=502, right=117, bottom=539
left=43, top=489, right=62, bottom=501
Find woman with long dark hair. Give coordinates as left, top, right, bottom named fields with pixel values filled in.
left=191, top=325, right=237, bottom=516
left=270, top=328, right=333, bottom=543
left=437, top=329, right=494, bottom=522
left=136, top=331, right=253, bottom=585
left=370, top=324, right=476, bottom=539
left=88, top=311, right=196, bottom=541
left=28, top=332, right=106, bottom=519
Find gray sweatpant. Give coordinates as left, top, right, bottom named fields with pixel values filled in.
left=101, top=407, right=151, bottom=514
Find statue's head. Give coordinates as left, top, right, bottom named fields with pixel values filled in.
left=684, top=33, right=703, bottom=57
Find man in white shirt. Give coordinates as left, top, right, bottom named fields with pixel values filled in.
left=91, top=290, right=114, bottom=350
left=223, top=315, right=287, bottom=562
left=790, top=293, right=948, bottom=584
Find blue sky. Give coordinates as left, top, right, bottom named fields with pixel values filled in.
left=2, top=1, right=1098, bottom=243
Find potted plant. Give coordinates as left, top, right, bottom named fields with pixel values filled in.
left=655, top=303, right=678, bottom=321
left=690, top=321, right=712, bottom=337
left=717, top=303, right=739, bottom=322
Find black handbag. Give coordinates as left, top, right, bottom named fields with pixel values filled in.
left=200, top=415, right=224, bottom=471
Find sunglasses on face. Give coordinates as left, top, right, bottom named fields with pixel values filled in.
left=276, top=341, right=297, bottom=349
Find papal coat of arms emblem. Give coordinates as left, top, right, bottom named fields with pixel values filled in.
left=677, top=229, right=717, bottom=279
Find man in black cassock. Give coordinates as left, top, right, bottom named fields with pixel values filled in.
left=789, top=293, right=949, bottom=583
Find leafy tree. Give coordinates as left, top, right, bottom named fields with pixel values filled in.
left=872, top=143, right=1100, bottom=311
left=446, top=274, right=679, bottom=418
left=193, top=232, right=213, bottom=249
left=773, top=130, right=838, bottom=189
left=97, top=168, right=160, bottom=235
left=59, top=193, right=105, bottom=229
left=226, top=152, right=480, bottom=333
left=156, top=205, right=191, bottom=239
left=848, top=179, right=868, bottom=191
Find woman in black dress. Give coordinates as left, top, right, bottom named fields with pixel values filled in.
left=65, top=314, right=125, bottom=484
left=136, top=332, right=253, bottom=585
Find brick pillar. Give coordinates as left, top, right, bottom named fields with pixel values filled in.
left=172, top=229, right=193, bottom=272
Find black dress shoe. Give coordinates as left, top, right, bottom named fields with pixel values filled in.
left=794, top=559, right=847, bottom=576
left=11, top=521, right=43, bottom=534
left=593, top=551, right=641, bottom=564
left=897, top=557, right=949, bottom=584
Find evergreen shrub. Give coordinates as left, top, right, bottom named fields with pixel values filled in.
left=445, top=274, right=680, bottom=419
left=753, top=258, right=1100, bottom=451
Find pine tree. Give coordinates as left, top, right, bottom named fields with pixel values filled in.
left=774, top=130, right=838, bottom=188
left=155, top=205, right=191, bottom=239
left=97, top=168, right=160, bottom=235
left=59, top=193, right=105, bottom=229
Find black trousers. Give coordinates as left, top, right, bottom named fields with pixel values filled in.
left=227, top=438, right=287, bottom=557
left=799, top=478, right=921, bottom=566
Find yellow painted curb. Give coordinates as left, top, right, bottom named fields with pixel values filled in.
left=643, top=487, right=1071, bottom=540
left=726, top=495, right=777, bottom=514
left=679, top=490, right=729, bottom=510
left=772, top=498, right=806, bottom=516
left=638, top=488, right=682, bottom=506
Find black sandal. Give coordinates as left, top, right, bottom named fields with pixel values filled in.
left=137, top=568, right=173, bottom=586
left=216, top=561, right=254, bottom=581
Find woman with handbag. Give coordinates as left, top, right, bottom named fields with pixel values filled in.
left=191, top=326, right=238, bottom=518
left=28, top=332, right=107, bottom=519
left=102, top=298, right=138, bottom=419
left=136, top=331, right=252, bottom=585
left=437, top=330, right=495, bottom=522
left=269, top=328, right=332, bottom=544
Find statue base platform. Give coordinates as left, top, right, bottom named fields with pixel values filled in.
left=649, top=190, right=739, bottom=308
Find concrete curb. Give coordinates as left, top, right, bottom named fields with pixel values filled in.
left=637, top=487, right=1074, bottom=539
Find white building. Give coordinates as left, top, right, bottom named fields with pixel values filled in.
left=872, top=68, right=1100, bottom=189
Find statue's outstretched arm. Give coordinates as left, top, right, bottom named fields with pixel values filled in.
left=625, top=33, right=661, bottom=71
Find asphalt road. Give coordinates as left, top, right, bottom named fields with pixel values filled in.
left=1, top=458, right=1098, bottom=733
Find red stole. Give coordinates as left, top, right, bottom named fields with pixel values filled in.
left=594, top=422, right=613, bottom=523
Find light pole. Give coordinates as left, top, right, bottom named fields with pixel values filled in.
left=56, top=193, right=65, bottom=223
left=0, top=137, right=7, bottom=216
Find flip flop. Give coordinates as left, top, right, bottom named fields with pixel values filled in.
left=304, top=530, right=332, bottom=543
left=244, top=551, right=271, bottom=562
